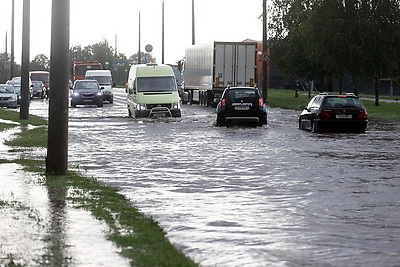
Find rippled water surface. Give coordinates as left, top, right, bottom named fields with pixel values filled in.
left=30, top=90, right=400, bottom=266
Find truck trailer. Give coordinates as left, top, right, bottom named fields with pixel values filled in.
left=183, top=41, right=258, bottom=106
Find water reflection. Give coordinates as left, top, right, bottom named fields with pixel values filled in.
left=43, top=176, right=70, bottom=265
left=29, top=93, right=400, bottom=266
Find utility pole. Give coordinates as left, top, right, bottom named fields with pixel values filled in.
left=5, top=31, right=8, bottom=80
left=192, top=0, right=195, bottom=45
left=262, top=0, right=268, bottom=100
left=46, top=0, right=70, bottom=175
left=161, top=0, right=165, bottom=64
left=10, top=0, right=15, bottom=79
left=20, top=0, right=30, bottom=120
left=138, top=11, right=141, bottom=64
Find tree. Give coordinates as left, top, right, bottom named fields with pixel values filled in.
left=268, top=0, right=400, bottom=101
left=0, top=52, right=10, bottom=83
left=30, top=54, right=50, bottom=71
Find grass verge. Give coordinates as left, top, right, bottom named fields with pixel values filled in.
left=0, top=109, right=197, bottom=266
left=267, top=89, right=400, bottom=121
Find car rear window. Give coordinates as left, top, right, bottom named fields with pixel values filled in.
left=322, top=97, right=363, bottom=108
left=228, top=89, right=257, bottom=100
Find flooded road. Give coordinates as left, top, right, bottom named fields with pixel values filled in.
left=30, top=89, right=400, bottom=266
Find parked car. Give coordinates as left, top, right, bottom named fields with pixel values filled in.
left=0, top=84, right=19, bottom=108
left=31, top=81, right=46, bottom=98
left=299, top=93, right=368, bottom=133
left=216, top=87, right=267, bottom=127
left=8, top=84, right=33, bottom=103
left=70, top=79, right=103, bottom=107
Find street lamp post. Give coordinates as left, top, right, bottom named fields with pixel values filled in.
left=192, top=0, right=195, bottom=45
left=46, top=0, right=70, bottom=175
left=10, top=0, right=15, bottom=80
left=262, top=0, right=268, bottom=100
left=20, top=0, right=30, bottom=120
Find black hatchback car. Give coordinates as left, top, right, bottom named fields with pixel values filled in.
left=299, top=93, right=368, bottom=133
left=71, top=80, right=103, bottom=107
left=216, top=87, right=267, bottom=127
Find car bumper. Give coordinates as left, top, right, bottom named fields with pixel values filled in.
left=136, top=108, right=181, bottom=118
left=315, top=119, right=368, bottom=132
left=218, top=111, right=267, bottom=126
left=71, top=96, right=103, bottom=105
left=0, top=100, right=18, bottom=108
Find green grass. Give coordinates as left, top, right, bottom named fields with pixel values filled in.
left=0, top=109, right=198, bottom=267
left=267, top=89, right=400, bottom=121
left=4, top=126, right=48, bottom=148
left=0, top=122, right=16, bottom=131
left=0, top=108, right=47, bottom=126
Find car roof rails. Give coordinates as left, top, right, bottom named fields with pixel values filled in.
left=318, top=92, right=329, bottom=95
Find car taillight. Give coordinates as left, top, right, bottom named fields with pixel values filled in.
left=221, top=98, right=226, bottom=108
left=358, top=111, right=368, bottom=119
left=318, top=111, right=331, bottom=119
left=258, top=98, right=264, bottom=108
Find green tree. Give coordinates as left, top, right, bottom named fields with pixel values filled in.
left=30, top=54, right=50, bottom=71
left=0, top=52, right=10, bottom=83
left=269, top=0, right=400, bottom=101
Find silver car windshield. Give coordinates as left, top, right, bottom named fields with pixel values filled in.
left=0, top=85, right=15, bottom=93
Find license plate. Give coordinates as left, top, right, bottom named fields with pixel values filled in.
left=336, top=114, right=352, bottom=119
left=234, top=106, right=250, bottom=111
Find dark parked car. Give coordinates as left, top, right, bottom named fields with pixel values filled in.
left=216, top=87, right=267, bottom=127
left=299, top=93, right=368, bottom=133
left=71, top=80, right=103, bottom=107
left=31, top=81, right=46, bottom=98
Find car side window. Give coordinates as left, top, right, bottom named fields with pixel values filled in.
left=309, top=96, right=321, bottom=109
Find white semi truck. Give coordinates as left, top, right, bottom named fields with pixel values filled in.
left=182, top=41, right=258, bottom=106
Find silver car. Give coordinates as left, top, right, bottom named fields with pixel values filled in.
left=0, top=84, right=19, bottom=108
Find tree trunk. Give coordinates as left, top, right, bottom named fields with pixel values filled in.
left=374, top=75, right=380, bottom=106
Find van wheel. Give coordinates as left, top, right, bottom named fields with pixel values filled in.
left=188, top=91, right=193, bottom=105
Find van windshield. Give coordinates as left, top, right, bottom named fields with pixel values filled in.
left=31, top=74, right=49, bottom=83
left=137, top=76, right=176, bottom=92
left=86, top=76, right=112, bottom=86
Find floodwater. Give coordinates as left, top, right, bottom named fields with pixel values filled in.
left=29, top=89, right=400, bottom=266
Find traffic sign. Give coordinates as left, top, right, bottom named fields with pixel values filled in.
left=145, top=44, right=153, bottom=53
left=260, top=51, right=269, bottom=62
left=4, top=61, right=11, bottom=69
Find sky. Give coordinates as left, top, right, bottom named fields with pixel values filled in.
left=0, top=0, right=265, bottom=65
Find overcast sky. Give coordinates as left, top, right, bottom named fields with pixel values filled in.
left=0, top=0, right=265, bottom=65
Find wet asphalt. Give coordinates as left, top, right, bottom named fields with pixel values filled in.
left=2, top=88, right=400, bottom=266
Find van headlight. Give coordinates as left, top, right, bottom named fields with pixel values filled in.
left=172, top=102, right=181, bottom=110
left=137, top=103, right=146, bottom=110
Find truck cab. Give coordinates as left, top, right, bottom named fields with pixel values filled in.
left=126, top=63, right=181, bottom=118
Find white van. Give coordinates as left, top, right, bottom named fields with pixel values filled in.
left=126, top=63, right=181, bottom=118
left=85, top=70, right=114, bottom=103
